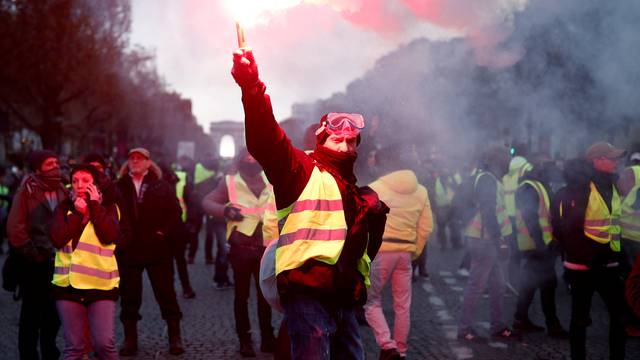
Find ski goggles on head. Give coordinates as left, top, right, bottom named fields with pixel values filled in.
left=323, top=113, right=365, bottom=137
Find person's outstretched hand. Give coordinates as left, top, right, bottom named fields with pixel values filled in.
left=231, top=48, right=260, bottom=89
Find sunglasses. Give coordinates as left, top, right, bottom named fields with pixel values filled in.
left=323, top=113, right=365, bottom=138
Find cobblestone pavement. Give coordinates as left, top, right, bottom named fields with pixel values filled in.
left=1, top=240, right=639, bottom=359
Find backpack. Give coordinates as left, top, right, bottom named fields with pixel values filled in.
left=451, top=171, right=481, bottom=228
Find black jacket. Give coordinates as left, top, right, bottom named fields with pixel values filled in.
left=116, top=171, right=182, bottom=264
left=551, top=159, right=622, bottom=267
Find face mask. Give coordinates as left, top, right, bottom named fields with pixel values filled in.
left=238, top=161, right=262, bottom=176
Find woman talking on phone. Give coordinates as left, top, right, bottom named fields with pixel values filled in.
left=50, top=164, right=123, bottom=360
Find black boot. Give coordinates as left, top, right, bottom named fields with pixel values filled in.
left=260, top=332, right=275, bottom=353
left=119, top=321, right=138, bottom=356
left=167, top=319, right=185, bottom=355
left=239, top=337, right=256, bottom=357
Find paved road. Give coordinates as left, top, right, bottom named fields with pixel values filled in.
left=1, top=240, right=639, bottom=359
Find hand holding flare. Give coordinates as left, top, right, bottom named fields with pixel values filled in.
left=232, top=48, right=260, bottom=89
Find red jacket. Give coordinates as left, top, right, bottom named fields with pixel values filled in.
left=241, top=84, right=388, bottom=304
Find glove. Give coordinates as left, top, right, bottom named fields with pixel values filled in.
left=224, top=205, right=244, bottom=221
left=231, top=48, right=260, bottom=89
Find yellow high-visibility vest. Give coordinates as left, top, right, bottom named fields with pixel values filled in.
left=434, top=176, right=455, bottom=207
left=225, top=173, right=279, bottom=246
left=175, top=170, right=187, bottom=222
left=621, top=166, right=640, bottom=241
left=52, top=207, right=120, bottom=291
left=584, top=182, right=621, bottom=252
left=464, top=171, right=513, bottom=239
left=503, top=160, right=533, bottom=218
left=194, top=163, right=215, bottom=185
left=275, top=167, right=371, bottom=286
left=515, top=180, right=553, bottom=251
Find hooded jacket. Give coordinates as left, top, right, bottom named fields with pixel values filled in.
left=369, top=170, right=432, bottom=256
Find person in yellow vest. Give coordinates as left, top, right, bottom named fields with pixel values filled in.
left=551, top=143, right=627, bottom=360
left=511, top=164, right=568, bottom=338
left=365, top=146, right=433, bottom=360
left=232, top=48, right=389, bottom=359
left=502, top=156, right=533, bottom=293
left=457, top=145, right=518, bottom=342
left=49, top=164, right=122, bottom=360
left=618, top=152, right=640, bottom=267
left=433, top=166, right=461, bottom=250
left=202, top=148, right=278, bottom=357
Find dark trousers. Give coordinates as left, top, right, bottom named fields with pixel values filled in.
left=187, top=214, right=205, bottom=260
left=173, top=239, right=193, bottom=292
left=119, top=259, right=182, bottom=323
left=412, top=248, right=428, bottom=276
left=565, top=268, right=626, bottom=360
left=435, top=206, right=460, bottom=248
left=18, top=260, right=60, bottom=360
left=210, top=221, right=230, bottom=284
left=507, top=217, right=521, bottom=286
left=229, top=244, right=272, bottom=341
left=514, top=255, right=560, bottom=326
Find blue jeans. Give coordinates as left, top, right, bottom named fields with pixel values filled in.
left=458, top=237, right=506, bottom=334
left=284, top=294, right=364, bottom=360
left=56, top=299, right=117, bottom=360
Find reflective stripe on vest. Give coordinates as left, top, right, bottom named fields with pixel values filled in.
left=52, top=207, right=120, bottom=290
left=275, top=167, right=371, bottom=286
left=621, top=166, right=640, bottom=241
left=226, top=173, right=279, bottom=245
left=464, top=171, right=513, bottom=239
left=515, top=180, right=553, bottom=251
left=584, top=182, right=621, bottom=252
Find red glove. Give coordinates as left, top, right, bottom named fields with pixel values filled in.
left=231, top=48, right=260, bottom=89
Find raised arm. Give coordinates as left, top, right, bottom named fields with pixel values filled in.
left=231, top=48, right=314, bottom=209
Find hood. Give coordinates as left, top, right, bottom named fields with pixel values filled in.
left=509, top=156, right=530, bottom=173
left=377, top=170, right=418, bottom=195
left=562, top=158, right=593, bottom=187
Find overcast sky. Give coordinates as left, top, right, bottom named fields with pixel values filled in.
left=129, top=0, right=457, bottom=130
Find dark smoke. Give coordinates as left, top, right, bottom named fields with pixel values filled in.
left=292, top=0, right=640, bottom=161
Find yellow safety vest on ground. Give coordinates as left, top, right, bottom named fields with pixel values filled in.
left=194, top=163, right=215, bottom=185
left=464, top=171, right=513, bottom=239
left=503, top=157, right=533, bottom=218
left=434, top=176, right=455, bottom=207
left=52, top=208, right=120, bottom=291
left=515, top=180, right=553, bottom=251
left=621, top=166, right=640, bottom=241
left=226, top=173, right=279, bottom=246
left=584, top=182, right=621, bottom=252
left=175, top=170, right=187, bottom=221
left=275, top=166, right=371, bottom=286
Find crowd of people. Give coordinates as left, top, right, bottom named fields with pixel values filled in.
left=0, top=48, right=639, bottom=360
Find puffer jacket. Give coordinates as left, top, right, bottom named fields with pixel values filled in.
left=369, top=170, right=433, bottom=257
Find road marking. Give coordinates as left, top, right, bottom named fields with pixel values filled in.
left=444, top=277, right=457, bottom=284
left=429, top=296, right=445, bottom=306
left=437, top=309, right=453, bottom=321
left=439, top=271, right=453, bottom=276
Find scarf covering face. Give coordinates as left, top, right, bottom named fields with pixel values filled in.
left=311, top=145, right=358, bottom=185
left=238, top=161, right=263, bottom=177
left=23, top=168, right=63, bottom=193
